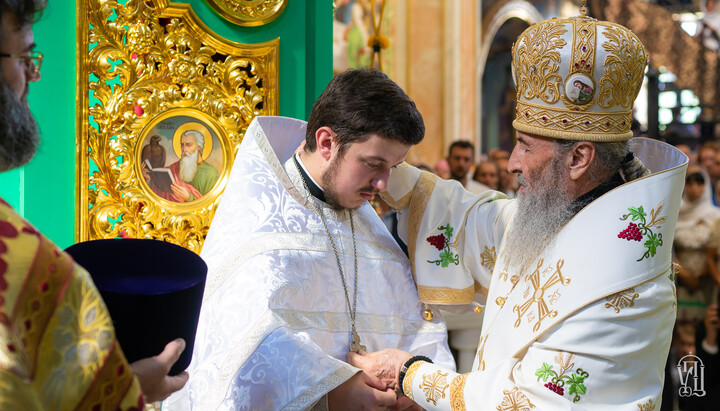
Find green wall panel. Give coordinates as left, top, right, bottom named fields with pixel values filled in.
left=21, top=1, right=76, bottom=248
left=179, top=0, right=333, bottom=120
left=0, top=0, right=333, bottom=248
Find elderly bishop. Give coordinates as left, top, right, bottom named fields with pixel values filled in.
left=350, top=8, right=687, bottom=410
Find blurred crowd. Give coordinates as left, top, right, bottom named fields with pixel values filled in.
left=663, top=141, right=720, bottom=410
left=417, top=140, right=519, bottom=198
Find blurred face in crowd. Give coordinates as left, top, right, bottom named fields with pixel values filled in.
left=434, top=159, right=450, bottom=180
left=674, top=144, right=693, bottom=164
left=488, top=148, right=510, bottom=162
left=474, top=162, right=499, bottom=190
left=712, top=151, right=720, bottom=180
left=496, top=157, right=516, bottom=192
left=448, top=146, right=473, bottom=181
left=674, top=323, right=696, bottom=357
left=699, top=147, right=716, bottom=173
left=684, top=179, right=705, bottom=203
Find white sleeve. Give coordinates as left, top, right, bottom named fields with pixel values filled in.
left=383, top=163, right=515, bottom=306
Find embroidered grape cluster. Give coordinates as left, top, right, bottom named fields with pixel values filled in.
left=617, top=222, right=642, bottom=242
left=618, top=204, right=666, bottom=261
left=426, top=234, right=446, bottom=251
left=544, top=382, right=564, bottom=396
left=426, top=225, right=460, bottom=268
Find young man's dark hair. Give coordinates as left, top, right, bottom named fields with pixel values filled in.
left=305, top=68, right=425, bottom=154
left=0, top=0, right=45, bottom=32
left=447, top=140, right=474, bottom=156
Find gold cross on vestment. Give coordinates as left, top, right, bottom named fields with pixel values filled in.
left=513, top=258, right=571, bottom=332
left=350, top=329, right=366, bottom=353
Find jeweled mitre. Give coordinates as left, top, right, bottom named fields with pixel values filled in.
left=511, top=15, right=648, bottom=142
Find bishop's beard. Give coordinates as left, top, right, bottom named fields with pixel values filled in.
left=179, top=150, right=199, bottom=183
left=0, top=81, right=40, bottom=172
left=501, top=155, right=576, bottom=275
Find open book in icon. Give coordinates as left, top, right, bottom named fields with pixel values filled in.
left=144, top=159, right=176, bottom=193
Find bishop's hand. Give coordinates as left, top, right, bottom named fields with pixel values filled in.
left=347, top=349, right=412, bottom=393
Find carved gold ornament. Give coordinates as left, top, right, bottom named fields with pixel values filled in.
left=78, top=0, right=279, bottom=252
left=206, top=0, right=288, bottom=27
left=419, top=370, right=450, bottom=406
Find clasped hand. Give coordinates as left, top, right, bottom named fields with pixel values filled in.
left=334, top=349, right=415, bottom=410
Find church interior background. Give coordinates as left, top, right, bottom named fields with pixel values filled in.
left=1, top=0, right=718, bottom=371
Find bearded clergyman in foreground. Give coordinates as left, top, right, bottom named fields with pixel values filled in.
left=349, top=7, right=688, bottom=409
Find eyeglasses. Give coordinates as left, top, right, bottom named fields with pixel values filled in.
left=0, top=51, right=43, bottom=76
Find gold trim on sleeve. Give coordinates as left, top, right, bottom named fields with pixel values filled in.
left=450, top=374, right=468, bottom=411
left=402, top=361, right=424, bottom=401
left=418, top=285, right=475, bottom=304
left=474, top=280, right=489, bottom=299
left=406, top=172, right=439, bottom=282
left=381, top=183, right=415, bottom=210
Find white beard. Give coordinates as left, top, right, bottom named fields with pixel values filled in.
left=179, top=151, right=199, bottom=183
left=501, top=157, right=575, bottom=275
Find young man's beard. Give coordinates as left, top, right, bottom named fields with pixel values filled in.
left=179, top=150, right=199, bottom=182
left=320, top=155, right=348, bottom=211
left=0, top=81, right=40, bottom=172
left=320, top=153, right=373, bottom=211
left=501, top=155, right=576, bottom=275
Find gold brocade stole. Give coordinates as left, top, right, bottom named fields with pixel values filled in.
left=0, top=200, right=73, bottom=381
left=0, top=199, right=143, bottom=410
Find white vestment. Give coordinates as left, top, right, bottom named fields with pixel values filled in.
left=466, top=179, right=491, bottom=195
left=165, top=116, right=453, bottom=410
left=383, top=138, right=687, bottom=410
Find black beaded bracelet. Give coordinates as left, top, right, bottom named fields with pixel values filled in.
left=397, top=355, right=433, bottom=394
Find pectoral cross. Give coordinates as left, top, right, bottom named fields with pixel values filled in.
left=350, top=328, right=366, bottom=352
